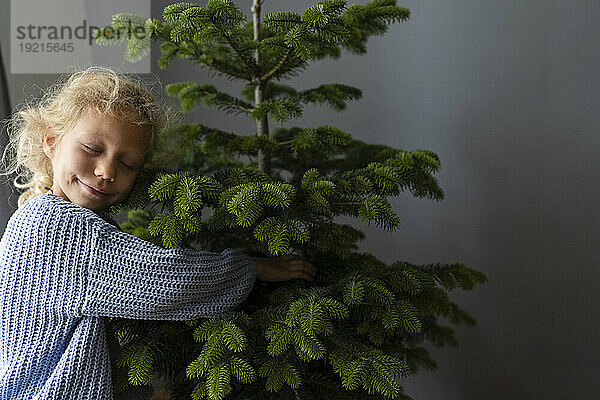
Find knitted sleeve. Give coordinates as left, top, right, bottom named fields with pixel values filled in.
left=12, top=195, right=257, bottom=321
left=73, top=215, right=257, bottom=321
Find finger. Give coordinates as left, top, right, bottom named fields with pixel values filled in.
left=286, top=258, right=313, bottom=267
left=292, top=270, right=314, bottom=282
left=287, top=263, right=317, bottom=277
left=286, top=262, right=304, bottom=272
left=302, top=263, right=317, bottom=277
left=295, top=261, right=317, bottom=276
left=284, top=259, right=305, bottom=268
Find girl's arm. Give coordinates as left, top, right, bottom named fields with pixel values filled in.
left=17, top=198, right=257, bottom=321
left=78, top=217, right=257, bottom=320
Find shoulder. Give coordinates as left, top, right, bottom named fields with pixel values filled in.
left=20, top=193, right=97, bottom=219
left=15, top=193, right=116, bottom=233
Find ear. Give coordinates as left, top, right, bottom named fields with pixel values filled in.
left=43, top=126, right=58, bottom=158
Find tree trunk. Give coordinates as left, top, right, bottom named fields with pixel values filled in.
left=251, top=0, right=271, bottom=176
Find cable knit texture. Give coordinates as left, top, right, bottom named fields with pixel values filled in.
left=0, top=193, right=257, bottom=399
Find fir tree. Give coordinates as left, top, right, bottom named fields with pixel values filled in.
left=95, top=1, right=487, bottom=399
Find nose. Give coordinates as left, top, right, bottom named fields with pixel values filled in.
left=94, top=160, right=116, bottom=181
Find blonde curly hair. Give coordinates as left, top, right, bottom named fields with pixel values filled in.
left=0, top=66, right=177, bottom=208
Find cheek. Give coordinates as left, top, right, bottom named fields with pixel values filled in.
left=60, top=147, right=91, bottom=177
left=70, top=153, right=90, bottom=171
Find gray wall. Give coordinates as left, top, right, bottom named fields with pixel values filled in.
left=2, top=1, right=599, bottom=399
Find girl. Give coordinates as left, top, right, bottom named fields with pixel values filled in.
left=0, top=66, right=316, bottom=400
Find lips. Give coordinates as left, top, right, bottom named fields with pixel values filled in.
left=79, top=179, right=111, bottom=196
left=87, top=184, right=108, bottom=194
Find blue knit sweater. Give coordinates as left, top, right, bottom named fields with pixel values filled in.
left=0, top=193, right=257, bottom=399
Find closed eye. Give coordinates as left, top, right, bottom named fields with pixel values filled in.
left=83, top=144, right=100, bottom=153
left=83, top=145, right=135, bottom=170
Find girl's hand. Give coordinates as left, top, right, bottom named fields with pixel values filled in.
left=251, top=254, right=317, bottom=282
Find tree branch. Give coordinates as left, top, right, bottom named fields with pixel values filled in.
left=260, top=48, right=292, bottom=82
left=161, top=34, right=251, bottom=80
left=210, top=20, right=259, bottom=75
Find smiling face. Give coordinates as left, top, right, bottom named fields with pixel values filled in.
left=43, top=110, right=149, bottom=212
